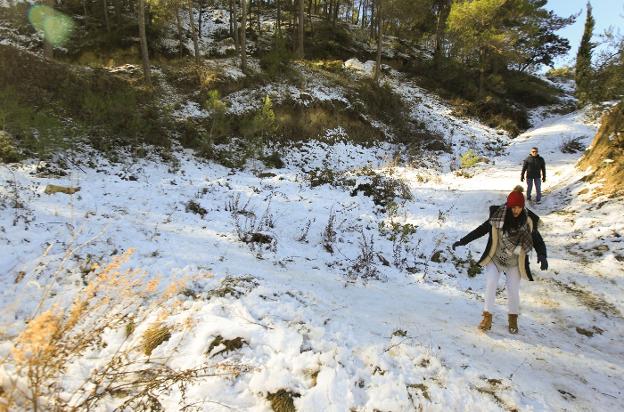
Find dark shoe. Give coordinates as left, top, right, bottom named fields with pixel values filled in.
left=479, top=311, right=492, bottom=331
left=508, top=314, right=519, bottom=334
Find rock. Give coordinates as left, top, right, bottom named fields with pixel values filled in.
left=431, top=250, right=446, bottom=263
left=575, top=326, right=593, bottom=337
left=44, top=184, right=80, bottom=195
left=344, top=58, right=375, bottom=77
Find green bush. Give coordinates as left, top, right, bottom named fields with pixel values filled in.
left=260, top=32, right=293, bottom=79
left=379, top=220, right=418, bottom=242
left=240, top=95, right=278, bottom=140
left=460, top=149, right=480, bottom=169
left=203, top=90, right=229, bottom=139
left=306, top=20, right=356, bottom=60
left=1, top=45, right=171, bottom=154
left=354, top=80, right=409, bottom=135
left=261, top=151, right=284, bottom=168
left=452, top=96, right=529, bottom=137
left=81, top=88, right=169, bottom=146
left=0, top=130, right=20, bottom=163
left=467, top=251, right=482, bottom=277
left=0, top=87, right=69, bottom=158
left=504, top=72, right=561, bottom=108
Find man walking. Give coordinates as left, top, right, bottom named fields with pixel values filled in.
left=521, top=147, right=546, bottom=203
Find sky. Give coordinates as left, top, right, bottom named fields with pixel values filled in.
left=545, top=0, right=624, bottom=67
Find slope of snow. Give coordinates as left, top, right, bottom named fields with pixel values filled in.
left=1, top=100, right=622, bottom=410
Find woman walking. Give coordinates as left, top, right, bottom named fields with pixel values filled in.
left=452, top=186, right=548, bottom=334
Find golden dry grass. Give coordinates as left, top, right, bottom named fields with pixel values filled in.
left=142, top=323, right=172, bottom=356
left=0, top=248, right=198, bottom=410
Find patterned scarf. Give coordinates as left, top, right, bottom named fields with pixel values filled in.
left=490, top=205, right=533, bottom=254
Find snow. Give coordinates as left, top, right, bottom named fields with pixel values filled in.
left=344, top=58, right=376, bottom=77
left=172, top=100, right=210, bottom=119
left=1, top=77, right=623, bottom=410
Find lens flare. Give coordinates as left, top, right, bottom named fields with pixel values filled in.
left=28, top=5, right=75, bottom=47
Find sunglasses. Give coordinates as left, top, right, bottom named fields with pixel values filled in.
left=531, top=150, right=538, bottom=153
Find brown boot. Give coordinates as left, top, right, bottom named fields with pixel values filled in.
left=508, top=314, right=519, bottom=334
left=479, top=311, right=492, bottom=331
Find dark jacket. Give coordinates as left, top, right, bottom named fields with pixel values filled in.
left=521, top=155, right=546, bottom=179
left=458, top=205, right=547, bottom=281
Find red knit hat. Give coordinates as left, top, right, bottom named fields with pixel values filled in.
left=506, top=185, right=525, bottom=208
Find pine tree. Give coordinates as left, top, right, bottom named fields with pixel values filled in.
left=575, top=2, right=595, bottom=105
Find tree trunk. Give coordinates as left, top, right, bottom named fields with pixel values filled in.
left=43, top=0, right=54, bottom=58
left=307, top=0, right=313, bottom=34
left=114, top=0, right=122, bottom=23
left=241, top=0, right=247, bottom=71
left=332, top=0, right=339, bottom=25
left=297, top=0, right=304, bottom=58
left=103, top=0, right=110, bottom=31
left=433, top=0, right=451, bottom=68
left=257, top=0, right=261, bottom=34
left=188, top=0, right=200, bottom=64
left=354, top=0, right=361, bottom=24
left=138, top=0, right=152, bottom=86
left=369, top=0, right=375, bottom=39
left=373, top=0, right=382, bottom=83
left=229, top=0, right=233, bottom=35
left=361, top=0, right=367, bottom=28
left=232, top=0, right=239, bottom=51
left=277, top=0, right=281, bottom=34
left=198, top=0, right=204, bottom=40
left=175, top=6, right=184, bottom=56
left=478, top=47, right=486, bottom=98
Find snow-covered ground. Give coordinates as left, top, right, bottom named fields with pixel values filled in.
left=1, top=98, right=623, bottom=410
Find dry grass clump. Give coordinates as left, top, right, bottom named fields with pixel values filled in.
left=0, top=249, right=247, bottom=411
left=2, top=249, right=154, bottom=409
left=579, top=102, right=624, bottom=197
left=142, top=323, right=172, bottom=356
left=208, top=275, right=259, bottom=299
left=207, top=335, right=247, bottom=358
left=267, top=389, right=300, bottom=412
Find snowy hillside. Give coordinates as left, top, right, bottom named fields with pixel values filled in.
left=2, top=0, right=624, bottom=408
left=1, top=77, right=623, bottom=412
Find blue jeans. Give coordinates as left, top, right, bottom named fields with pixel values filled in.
left=527, top=177, right=541, bottom=201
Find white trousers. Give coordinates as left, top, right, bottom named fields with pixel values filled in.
left=484, top=262, right=521, bottom=314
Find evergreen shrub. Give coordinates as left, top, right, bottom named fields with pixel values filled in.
left=260, top=32, right=292, bottom=79
left=460, top=149, right=480, bottom=169
left=0, top=87, right=69, bottom=158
